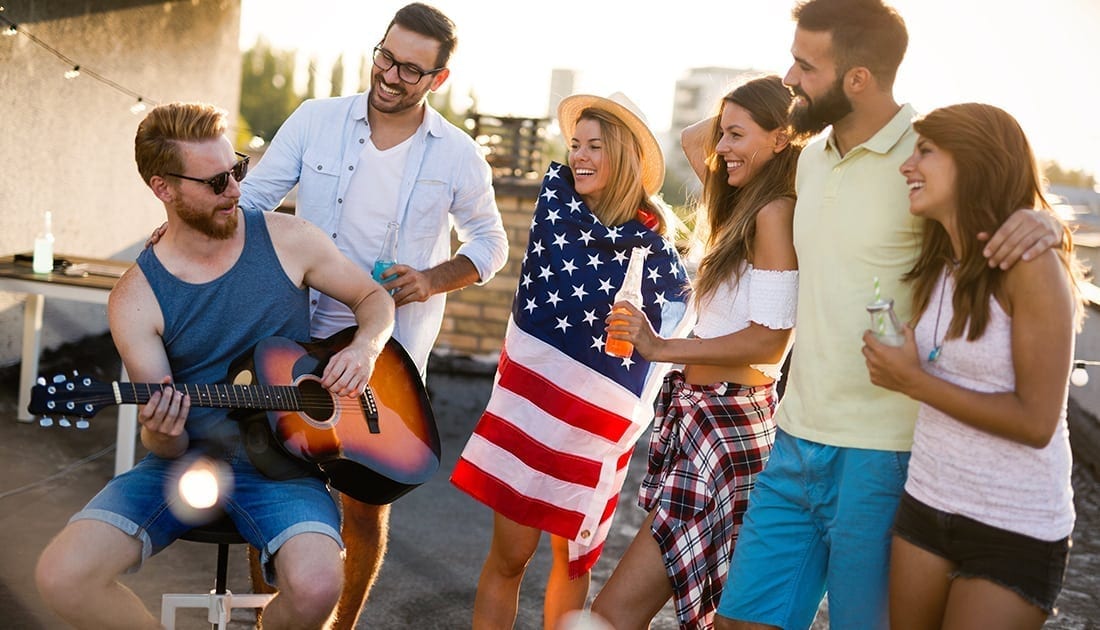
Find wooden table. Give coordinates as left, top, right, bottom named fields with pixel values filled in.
left=0, top=253, right=136, bottom=476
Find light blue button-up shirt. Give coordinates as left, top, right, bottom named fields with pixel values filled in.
left=240, top=92, right=508, bottom=373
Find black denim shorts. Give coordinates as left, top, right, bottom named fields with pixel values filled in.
left=892, top=491, right=1070, bottom=614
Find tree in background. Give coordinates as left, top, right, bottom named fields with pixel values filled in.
left=358, top=52, right=371, bottom=93
left=305, top=56, right=318, bottom=106
left=1045, top=161, right=1097, bottom=190
left=239, top=38, right=303, bottom=144
left=330, top=54, right=345, bottom=98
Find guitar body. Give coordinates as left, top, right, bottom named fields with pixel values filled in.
left=230, top=328, right=440, bottom=505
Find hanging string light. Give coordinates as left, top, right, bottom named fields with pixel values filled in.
left=0, top=6, right=158, bottom=113
left=0, top=5, right=13, bottom=36
left=1, top=4, right=260, bottom=141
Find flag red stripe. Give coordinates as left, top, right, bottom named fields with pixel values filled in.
left=473, top=411, right=603, bottom=487
left=616, top=448, right=633, bottom=471
left=451, top=458, right=585, bottom=535
left=568, top=542, right=605, bottom=579
left=497, top=349, right=633, bottom=443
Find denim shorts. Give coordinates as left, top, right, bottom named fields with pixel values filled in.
left=72, top=444, right=341, bottom=584
left=892, top=492, right=1070, bottom=614
left=716, top=429, right=909, bottom=629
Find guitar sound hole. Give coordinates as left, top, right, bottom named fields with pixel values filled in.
left=296, top=379, right=335, bottom=424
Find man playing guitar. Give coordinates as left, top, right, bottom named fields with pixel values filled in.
left=35, top=102, right=394, bottom=629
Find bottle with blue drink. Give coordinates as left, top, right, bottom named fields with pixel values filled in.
left=373, top=221, right=400, bottom=295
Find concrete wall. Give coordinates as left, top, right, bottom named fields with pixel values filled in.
left=0, top=0, right=241, bottom=366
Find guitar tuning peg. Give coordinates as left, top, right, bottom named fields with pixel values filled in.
left=58, top=417, right=71, bottom=428
left=75, top=419, right=90, bottom=430
left=39, top=416, right=54, bottom=428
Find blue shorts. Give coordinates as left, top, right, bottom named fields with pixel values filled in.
left=716, top=429, right=909, bottom=629
left=72, top=444, right=342, bottom=584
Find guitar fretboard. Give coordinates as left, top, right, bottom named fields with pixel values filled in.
left=119, top=382, right=306, bottom=411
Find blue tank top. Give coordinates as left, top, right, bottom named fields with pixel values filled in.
left=137, top=209, right=310, bottom=443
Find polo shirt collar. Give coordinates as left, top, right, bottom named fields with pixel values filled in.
left=826, top=103, right=916, bottom=156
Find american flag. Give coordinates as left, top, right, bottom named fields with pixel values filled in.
left=452, top=162, right=691, bottom=577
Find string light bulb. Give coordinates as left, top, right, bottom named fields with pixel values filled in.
left=63, top=65, right=80, bottom=79
left=1071, top=367, right=1089, bottom=387
left=0, top=8, right=16, bottom=37
left=1071, top=359, right=1100, bottom=387
left=129, top=98, right=147, bottom=114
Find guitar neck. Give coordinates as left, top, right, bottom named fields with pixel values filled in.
left=116, top=382, right=305, bottom=412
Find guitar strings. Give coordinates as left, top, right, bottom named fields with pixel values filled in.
left=55, top=392, right=370, bottom=413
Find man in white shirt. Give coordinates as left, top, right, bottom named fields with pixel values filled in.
left=238, top=3, right=508, bottom=626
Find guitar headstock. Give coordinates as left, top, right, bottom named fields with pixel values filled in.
left=29, top=372, right=112, bottom=428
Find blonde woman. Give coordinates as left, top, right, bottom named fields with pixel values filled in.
left=452, top=93, right=690, bottom=629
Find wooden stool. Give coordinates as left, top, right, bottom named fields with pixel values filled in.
left=160, top=514, right=274, bottom=630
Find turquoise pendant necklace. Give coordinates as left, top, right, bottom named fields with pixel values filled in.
left=928, top=269, right=949, bottom=362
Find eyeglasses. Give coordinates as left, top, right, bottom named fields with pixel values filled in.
left=166, top=152, right=250, bottom=195
left=372, top=45, right=445, bottom=84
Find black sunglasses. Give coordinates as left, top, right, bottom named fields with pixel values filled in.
left=166, top=152, right=250, bottom=195
left=372, top=45, right=445, bottom=84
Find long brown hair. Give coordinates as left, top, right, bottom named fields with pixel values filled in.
left=693, top=75, right=803, bottom=302
left=906, top=102, right=1082, bottom=339
left=576, top=107, right=675, bottom=237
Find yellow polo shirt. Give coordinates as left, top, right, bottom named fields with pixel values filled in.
left=777, top=104, right=922, bottom=451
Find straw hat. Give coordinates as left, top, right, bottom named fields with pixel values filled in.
left=557, top=92, right=665, bottom=197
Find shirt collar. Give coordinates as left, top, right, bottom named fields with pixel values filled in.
left=352, top=92, right=370, bottom=122
left=358, top=92, right=445, bottom=139
left=826, top=103, right=916, bottom=156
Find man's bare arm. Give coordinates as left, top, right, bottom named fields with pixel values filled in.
left=979, top=208, right=1064, bottom=270
left=107, top=268, right=191, bottom=458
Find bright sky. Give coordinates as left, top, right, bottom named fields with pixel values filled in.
left=241, top=0, right=1100, bottom=179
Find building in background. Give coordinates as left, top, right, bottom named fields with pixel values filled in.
left=547, top=68, right=577, bottom=121
left=661, top=66, right=760, bottom=206
left=670, top=66, right=758, bottom=131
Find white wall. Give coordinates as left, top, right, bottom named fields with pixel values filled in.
left=0, top=0, right=241, bottom=365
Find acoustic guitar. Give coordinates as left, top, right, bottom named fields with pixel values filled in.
left=28, top=327, right=440, bottom=505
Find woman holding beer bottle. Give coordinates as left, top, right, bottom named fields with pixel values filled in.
left=597, top=75, right=803, bottom=629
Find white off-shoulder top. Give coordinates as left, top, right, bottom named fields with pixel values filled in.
left=692, top=263, right=798, bottom=380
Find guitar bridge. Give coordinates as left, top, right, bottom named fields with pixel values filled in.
left=362, top=387, right=380, bottom=434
